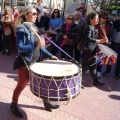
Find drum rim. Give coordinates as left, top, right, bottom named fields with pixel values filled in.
left=30, top=88, right=80, bottom=101
left=29, top=58, right=82, bottom=79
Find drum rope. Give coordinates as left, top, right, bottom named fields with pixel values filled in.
left=64, top=76, right=72, bottom=105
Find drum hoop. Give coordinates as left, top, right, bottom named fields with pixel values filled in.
left=29, top=58, right=82, bottom=79
left=30, top=88, right=80, bottom=101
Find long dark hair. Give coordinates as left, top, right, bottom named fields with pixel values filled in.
left=86, top=12, right=98, bottom=25
left=51, top=9, right=60, bottom=19
left=83, top=12, right=98, bottom=33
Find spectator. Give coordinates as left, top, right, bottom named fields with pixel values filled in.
left=0, top=10, right=3, bottom=51
left=36, top=0, right=44, bottom=16
left=39, top=12, right=50, bottom=31
left=103, top=16, right=120, bottom=79
left=83, top=12, right=107, bottom=86
left=95, top=12, right=111, bottom=78
left=49, top=9, right=63, bottom=32
left=12, top=6, right=19, bottom=22
left=35, top=7, right=42, bottom=28
left=60, top=14, right=77, bottom=59
left=74, top=11, right=86, bottom=63
left=1, top=6, right=14, bottom=55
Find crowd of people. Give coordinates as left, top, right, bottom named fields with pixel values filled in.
left=0, top=0, right=120, bottom=118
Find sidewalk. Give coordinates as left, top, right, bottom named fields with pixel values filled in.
left=0, top=52, right=120, bottom=120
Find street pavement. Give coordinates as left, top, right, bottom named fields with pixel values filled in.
left=0, top=52, right=120, bottom=120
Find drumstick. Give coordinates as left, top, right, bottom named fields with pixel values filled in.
left=38, top=31, right=77, bottom=63
left=105, top=56, right=109, bottom=65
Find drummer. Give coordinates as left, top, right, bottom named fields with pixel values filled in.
left=10, top=6, right=59, bottom=118
left=83, top=12, right=107, bottom=86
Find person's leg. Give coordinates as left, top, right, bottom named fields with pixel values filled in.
left=97, top=64, right=102, bottom=78
left=43, top=100, right=59, bottom=112
left=61, top=45, right=66, bottom=58
left=11, top=66, right=29, bottom=118
left=12, top=66, right=29, bottom=103
left=74, top=46, right=80, bottom=63
left=88, top=56, right=105, bottom=86
left=66, top=46, right=73, bottom=59
left=82, top=51, right=91, bottom=71
left=103, top=65, right=111, bottom=76
left=6, top=35, right=11, bottom=55
left=2, top=35, right=6, bottom=54
left=114, top=52, right=120, bottom=78
left=0, top=30, right=3, bottom=51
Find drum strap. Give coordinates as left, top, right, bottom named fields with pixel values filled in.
left=64, top=77, right=72, bottom=105
left=21, top=55, right=30, bottom=70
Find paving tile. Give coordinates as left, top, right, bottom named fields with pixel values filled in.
left=0, top=52, right=120, bottom=120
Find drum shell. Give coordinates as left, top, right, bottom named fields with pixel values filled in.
left=29, top=59, right=82, bottom=101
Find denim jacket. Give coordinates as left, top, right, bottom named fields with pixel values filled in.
left=16, top=25, right=52, bottom=62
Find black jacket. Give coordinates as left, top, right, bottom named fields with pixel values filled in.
left=61, top=23, right=77, bottom=41
left=84, top=25, right=98, bottom=51
left=75, top=19, right=86, bottom=45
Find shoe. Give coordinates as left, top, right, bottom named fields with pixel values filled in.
left=93, top=80, right=105, bottom=86
left=114, top=76, right=119, bottom=79
left=81, top=84, right=85, bottom=89
left=103, top=71, right=110, bottom=76
left=97, top=72, right=101, bottom=78
left=85, top=69, right=90, bottom=75
left=44, top=107, right=52, bottom=112
left=6, top=52, right=10, bottom=55
left=43, top=100, right=59, bottom=110
left=10, top=102, right=23, bottom=118
left=2, top=51, right=5, bottom=55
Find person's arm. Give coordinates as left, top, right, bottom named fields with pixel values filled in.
left=41, top=48, right=58, bottom=60
left=54, top=18, right=63, bottom=31
left=84, top=25, right=106, bottom=44
left=1, top=15, right=5, bottom=23
left=16, top=27, right=34, bottom=53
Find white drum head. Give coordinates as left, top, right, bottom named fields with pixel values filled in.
left=30, top=60, right=80, bottom=77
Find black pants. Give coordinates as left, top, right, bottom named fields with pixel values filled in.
left=0, top=30, right=3, bottom=51
left=87, top=50, right=99, bottom=84
left=61, top=45, right=74, bottom=59
left=115, top=53, right=120, bottom=76
left=105, top=42, right=120, bottom=76
left=3, top=34, right=12, bottom=54
left=74, top=45, right=81, bottom=63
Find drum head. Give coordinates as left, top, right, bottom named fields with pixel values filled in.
left=30, top=60, right=80, bottom=77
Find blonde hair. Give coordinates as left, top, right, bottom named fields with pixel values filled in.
left=14, top=5, right=36, bottom=33
left=4, top=6, right=11, bottom=14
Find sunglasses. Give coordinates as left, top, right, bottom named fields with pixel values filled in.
left=102, top=17, right=107, bottom=19
left=29, top=12, right=37, bottom=16
left=54, top=12, right=58, bottom=13
left=67, top=18, right=73, bottom=20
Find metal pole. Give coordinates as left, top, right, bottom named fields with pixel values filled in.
left=50, top=0, right=52, bottom=14
left=2, top=0, right=4, bottom=11
left=62, top=0, right=66, bottom=19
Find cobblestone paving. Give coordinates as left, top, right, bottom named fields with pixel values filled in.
left=0, top=52, right=120, bottom=120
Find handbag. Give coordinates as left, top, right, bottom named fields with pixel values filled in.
left=77, top=38, right=85, bottom=51
left=3, top=27, right=11, bottom=36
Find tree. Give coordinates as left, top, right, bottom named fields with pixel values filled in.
left=93, top=0, right=120, bottom=13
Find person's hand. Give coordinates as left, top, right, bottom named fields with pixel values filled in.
left=104, top=37, right=108, bottom=43
left=96, top=38, right=107, bottom=44
left=101, top=36, right=108, bottom=43
left=63, top=35, right=67, bottom=39
left=51, top=55, right=58, bottom=60
left=49, top=28, right=53, bottom=31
